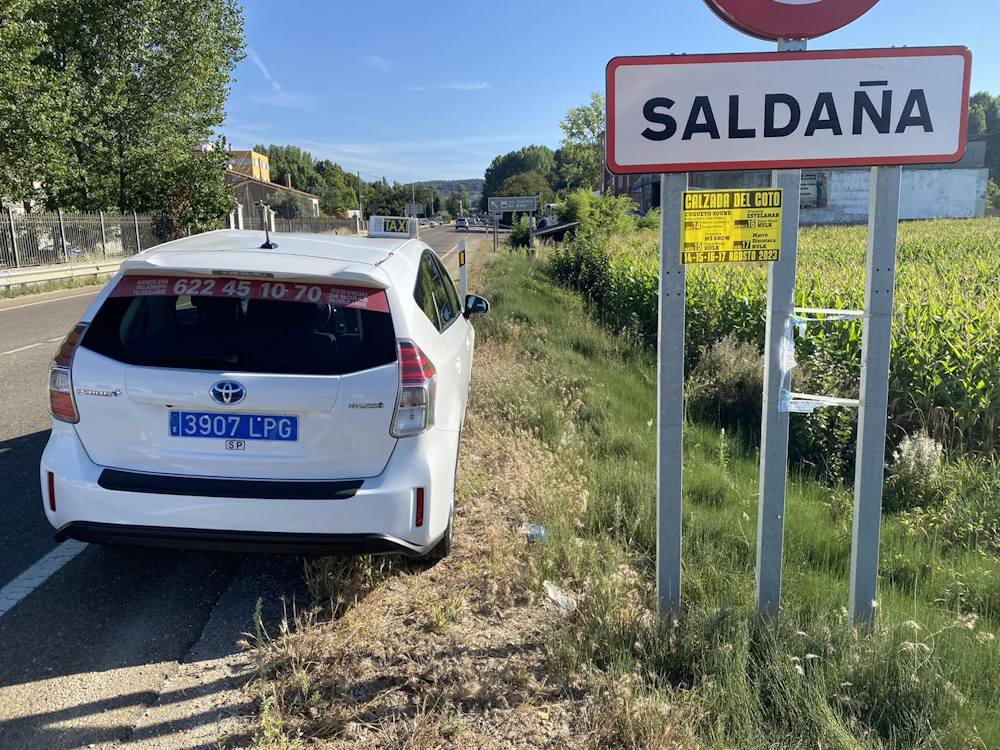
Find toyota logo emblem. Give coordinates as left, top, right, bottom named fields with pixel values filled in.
left=210, top=381, right=246, bottom=405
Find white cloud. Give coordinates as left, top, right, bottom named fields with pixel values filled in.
left=439, top=81, right=490, bottom=91
left=404, top=81, right=490, bottom=92
left=365, top=54, right=393, bottom=71
left=244, top=47, right=318, bottom=111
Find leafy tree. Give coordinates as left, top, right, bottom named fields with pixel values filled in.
left=481, top=145, right=556, bottom=207
left=499, top=171, right=552, bottom=213
left=988, top=179, right=1000, bottom=210
left=35, top=0, right=244, bottom=224
left=0, top=0, right=70, bottom=203
left=457, top=184, right=472, bottom=213
left=559, top=92, right=605, bottom=191
left=315, top=159, right=360, bottom=216
left=256, top=144, right=321, bottom=194
left=968, top=91, right=1000, bottom=182
left=155, top=136, right=235, bottom=238
left=268, top=189, right=314, bottom=220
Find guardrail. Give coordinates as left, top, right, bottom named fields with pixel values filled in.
left=0, top=260, right=124, bottom=292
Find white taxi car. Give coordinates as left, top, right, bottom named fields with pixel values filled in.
left=40, top=223, right=489, bottom=559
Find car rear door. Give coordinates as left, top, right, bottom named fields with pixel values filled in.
left=72, top=274, right=401, bottom=480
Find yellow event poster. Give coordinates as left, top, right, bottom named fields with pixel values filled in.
left=680, top=188, right=783, bottom=264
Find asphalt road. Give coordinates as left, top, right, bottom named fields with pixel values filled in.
left=0, top=224, right=484, bottom=748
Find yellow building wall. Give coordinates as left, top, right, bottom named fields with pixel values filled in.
left=228, top=151, right=270, bottom=182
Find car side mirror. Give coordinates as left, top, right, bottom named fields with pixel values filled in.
left=464, top=294, right=490, bottom=317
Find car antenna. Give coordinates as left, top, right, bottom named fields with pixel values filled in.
left=256, top=201, right=278, bottom=249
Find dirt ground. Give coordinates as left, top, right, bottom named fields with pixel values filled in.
left=242, top=334, right=609, bottom=749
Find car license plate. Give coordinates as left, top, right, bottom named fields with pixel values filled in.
left=169, top=411, right=298, bottom=441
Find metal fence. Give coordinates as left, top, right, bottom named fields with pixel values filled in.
left=0, top=206, right=368, bottom=272
left=0, top=210, right=159, bottom=270
left=275, top=215, right=360, bottom=235
left=237, top=202, right=362, bottom=235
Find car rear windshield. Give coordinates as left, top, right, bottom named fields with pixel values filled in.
left=83, top=277, right=396, bottom=376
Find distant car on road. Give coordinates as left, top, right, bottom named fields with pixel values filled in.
left=41, top=228, right=491, bottom=559
left=455, top=218, right=468, bottom=229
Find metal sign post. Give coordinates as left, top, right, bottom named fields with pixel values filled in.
left=493, top=214, right=499, bottom=251
left=849, top=165, right=902, bottom=623
left=755, top=37, right=804, bottom=620
left=608, top=4, right=969, bottom=623
left=459, top=239, right=468, bottom=299
left=657, top=172, right=688, bottom=614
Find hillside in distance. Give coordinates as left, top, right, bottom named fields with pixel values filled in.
left=406, top=178, right=484, bottom=199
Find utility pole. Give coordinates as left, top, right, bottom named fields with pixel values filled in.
left=357, top=171, right=363, bottom=218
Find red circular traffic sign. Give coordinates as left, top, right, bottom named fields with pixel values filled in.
left=703, top=0, right=880, bottom=41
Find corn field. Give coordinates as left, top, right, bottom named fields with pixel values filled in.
left=549, top=217, right=1000, bottom=468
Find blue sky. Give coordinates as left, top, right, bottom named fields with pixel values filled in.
left=220, top=0, right=1000, bottom=184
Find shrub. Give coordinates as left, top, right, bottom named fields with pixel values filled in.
left=899, top=459, right=1000, bottom=552
left=636, top=207, right=660, bottom=231
left=884, top=433, right=944, bottom=513
left=508, top=213, right=531, bottom=248
left=557, top=188, right=594, bottom=225
left=687, top=336, right=764, bottom=438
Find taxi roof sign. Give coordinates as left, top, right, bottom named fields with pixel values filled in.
left=369, top=216, right=419, bottom=239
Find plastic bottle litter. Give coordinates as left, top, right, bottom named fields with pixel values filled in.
left=519, top=522, right=548, bottom=543
left=543, top=580, right=578, bottom=613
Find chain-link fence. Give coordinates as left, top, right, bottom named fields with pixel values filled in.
left=0, top=210, right=161, bottom=270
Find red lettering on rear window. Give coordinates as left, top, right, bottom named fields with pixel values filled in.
left=111, top=275, right=390, bottom=313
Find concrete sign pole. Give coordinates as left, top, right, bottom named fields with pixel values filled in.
left=755, top=37, right=805, bottom=619
left=657, top=172, right=687, bottom=614
left=849, top=165, right=901, bottom=624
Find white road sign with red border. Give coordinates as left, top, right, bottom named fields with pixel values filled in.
left=703, top=0, right=880, bottom=41
left=606, top=47, right=971, bottom=174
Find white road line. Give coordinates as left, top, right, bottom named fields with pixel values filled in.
left=2, top=342, right=47, bottom=356
left=0, top=289, right=101, bottom=313
left=0, top=337, right=64, bottom=356
left=0, top=541, right=88, bottom=619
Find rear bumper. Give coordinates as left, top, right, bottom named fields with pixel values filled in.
left=55, top=521, right=427, bottom=557
left=41, top=420, right=458, bottom=555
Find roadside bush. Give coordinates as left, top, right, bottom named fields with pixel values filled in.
left=636, top=207, right=660, bottom=231
left=557, top=188, right=593, bottom=225
left=900, top=460, right=1000, bottom=553
left=508, top=213, right=530, bottom=248
left=884, top=433, right=945, bottom=513
left=687, top=336, right=763, bottom=438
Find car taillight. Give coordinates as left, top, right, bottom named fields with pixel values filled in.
left=49, top=323, right=87, bottom=423
left=391, top=340, right=436, bottom=437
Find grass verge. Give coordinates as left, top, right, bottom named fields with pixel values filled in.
left=247, top=249, right=1000, bottom=749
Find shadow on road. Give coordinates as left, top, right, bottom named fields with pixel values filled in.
left=0, top=541, right=306, bottom=748
left=0, top=429, right=57, bottom=588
